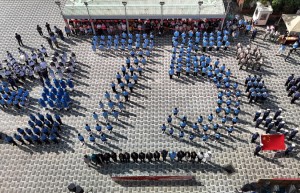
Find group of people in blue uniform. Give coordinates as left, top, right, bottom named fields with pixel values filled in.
left=38, top=78, right=74, bottom=110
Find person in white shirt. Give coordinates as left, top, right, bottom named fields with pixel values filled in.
left=29, top=60, right=35, bottom=68
left=9, top=58, right=16, bottom=66
left=96, top=24, right=101, bottom=30
left=19, top=53, right=26, bottom=64
left=34, top=64, right=41, bottom=75
left=39, top=59, right=47, bottom=70
left=19, top=69, right=25, bottom=81
left=197, top=151, right=204, bottom=163
left=203, top=151, right=212, bottom=162
left=4, top=68, right=11, bottom=77
left=25, top=67, right=35, bottom=80
left=62, top=52, right=68, bottom=61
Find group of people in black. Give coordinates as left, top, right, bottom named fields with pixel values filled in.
left=84, top=150, right=209, bottom=167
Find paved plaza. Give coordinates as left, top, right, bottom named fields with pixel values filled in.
left=0, top=0, right=300, bottom=193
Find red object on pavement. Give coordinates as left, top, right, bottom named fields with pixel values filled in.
left=261, top=134, right=285, bottom=151
left=112, top=176, right=194, bottom=181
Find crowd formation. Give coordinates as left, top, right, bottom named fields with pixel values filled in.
left=161, top=96, right=241, bottom=143
left=0, top=82, right=30, bottom=110
left=1, top=47, right=49, bottom=86
left=165, top=30, right=244, bottom=141
left=236, top=43, right=263, bottom=71
left=8, top=16, right=300, bottom=169
left=39, top=78, right=74, bottom=110
left=251, top=109, right=298, bottom=156
left=2, top=43, right=77, bottom=89
left=245, top=75, right=269, bottom=103
left=285, top=74, right=300, bottom=104
left=262, top=25, right=281, bottom=43
left=253, top=109, right=288, bottom=135
left=67, top=18, right=223, bottom=36
left=171, top=29, right=231, bottom=54
left=91, top=33, right=155, bottom=53
left=77, top=40, right=153, bottom=146
left=4, top=113, right=63, bottom=146
left=84, top=149, right=213, bottom=167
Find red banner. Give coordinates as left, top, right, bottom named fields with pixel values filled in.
left=112, top=176, right=194, bottom=181
left=261, top=134, right=285, bottom=151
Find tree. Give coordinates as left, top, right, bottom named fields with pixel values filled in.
left=259, top=0, right=269, bottom=6
left=271, top=0, right=300, bottom=13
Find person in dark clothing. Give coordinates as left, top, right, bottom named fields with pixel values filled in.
left=250, top=28, right=258, bottom=41
left=146, top=152, right=153, bottom=162
left=119, top=153, right=125, bottom=163
left=161, top=149, right=168, bottom=161
left=285, top=49, right=293, bottom=61
left=288, top=128, right=298, bottom=141
left=14, top=133, right=25, bottom=145
left=139, top=152, right=146, bottom=162
left=96, top=153, right=104, bottom=165
left=5, top=135, right=18, bottom=146
left=110, top=152, right=117, bottom=162
left=131, top=152, right=139, bottom=162
left=185, top=151, right=191, bottom=161
left=37, top=25, right=43, bottom=36
left=103, top=153, right=111, bottom=163
left=251, top=132, right=260, bottom=143
left=90, top=154, right=99, bottom=165
left=254, top=144, right=262, bottom=156
left=15, top=33, right=24, bottom=46
left=284, top=144, right=295, bottom=155
left=190, top=151, right=197, bottom=163
left=46, top=37, right=53, bottom=49
left=91, top=154, right=101, bottom=166
left=154, top=151, right=160, bottom=161
left=45, top=22, right=51, bottom=33
left=124, top=152, right=130, bottom=163
left=177, top=150, right=185, bottom=162
left=7, top=77, right=18, bottom=90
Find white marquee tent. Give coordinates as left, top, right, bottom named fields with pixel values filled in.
left=282, top=14, right=300, bottom=33
left=62, top=0, right=226, bottom=19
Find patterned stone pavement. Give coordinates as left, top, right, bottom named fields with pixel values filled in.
left=0, top=0, right=300, bottom=193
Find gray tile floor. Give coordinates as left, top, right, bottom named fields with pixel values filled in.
left=0, top=0, right=299, bottom=192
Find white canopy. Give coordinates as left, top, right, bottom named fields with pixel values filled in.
left=282, top=14, right=300, bottom=33
left=62, top=0, right=225, bottom=19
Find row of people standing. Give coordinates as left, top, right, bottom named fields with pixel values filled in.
left=91, top=33, right=154, bottom=52
left=253, top=109, right=298, bottom=140
left=172, top=30, right=231, bottom=53
left=285, top=74, right=300, bottom=104
left=84, top=149, right=212, bottom=166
